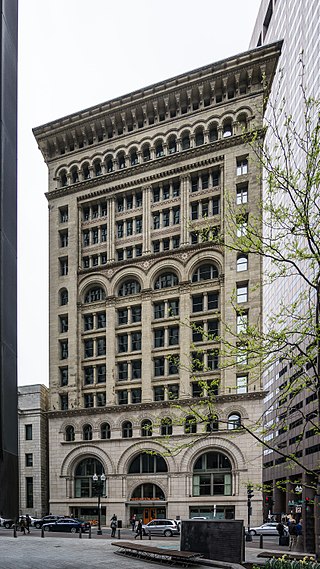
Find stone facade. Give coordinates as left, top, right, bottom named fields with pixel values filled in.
left=18, top=385, right=49, bottom=517
left=33, top=42, right=281, bottom=526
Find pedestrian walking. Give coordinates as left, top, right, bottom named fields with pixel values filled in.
left=19, top=517, right=26, bottom=535
left=25, top=514, right=31, bottom=534
left=110, top=515, right=117, bottom=538
left=288, top=519, right=297, bottom=551
left=130, top=514, right=136, bottom=531
left=135, top=519, right=143, bottom=540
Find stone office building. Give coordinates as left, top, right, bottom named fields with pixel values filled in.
left=33, top=42, right=281, bottom=526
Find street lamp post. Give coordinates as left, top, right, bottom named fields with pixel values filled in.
left=92, top=473, right=106, bottom=535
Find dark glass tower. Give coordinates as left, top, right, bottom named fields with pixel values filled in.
left=0, top=0, right=18, bottom=518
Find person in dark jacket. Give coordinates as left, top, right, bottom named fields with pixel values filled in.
left=135, top=519, right=143, bottom=540
left=288, top=520, right=297, bottom=550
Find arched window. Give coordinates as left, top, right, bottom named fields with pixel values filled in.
left=82, top=163, right=90, bottom=180
left=83, top=424, right=93, bottom=441
left=118, top=152, right=126, bottom=169
left=161, top=417, right=172, bottom=436
left=74, top=457, right=105, bottom=498
left=193, top=452, right=232, bottom=496
left=209, top=125, right=218, bottom=142
left=154, top=272, right=179, bottom=290
left=181, top=133, right=190, bottom=150
left=206, top=415, right=219, bottom=432
left=142, top=145, right=151, bottom=162
left=128, top=452, right=167, bottom=474
left=185, top=416, right=197, bottom=434
left=122, top=421, right=133, bottom=438
left=118, top=279, right=141, bottom=297
left=84, top=286, right=105, bottom=303
left=71, top=167, right=79, bottom=184
left=192, top=264, right=219, bottom=282
left=228, top=413, right=241, bottom=430
left=131, top=484, right=165, bottom=500
left=141, top=419, right=153, bottom=437
left=155, top=141, right=164, bottom=158
left=237, top=255, right=248, bottom=272
left=101, top=422, right=111, bottom=439
left=65, top=425, right=75, bottom=441
left=223, top=121, right=232, bottom=137
left=195, top=129, right=204, bottom=146
left=60, top=288, right=68, bottom=306
left=60, top=170, right=68, bottom=187
left=168, top=136, right=177, bottom=154
left=238, top=113, right=248, bottom=132
left=130, top=149, right=138, bottom=166
left=94, top=160, right=102, bottom=176
left=106, top=157, right=113, bottom=173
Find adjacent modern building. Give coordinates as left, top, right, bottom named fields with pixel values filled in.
left=251, top=0, right=320, bottom=553
left=0, top=0, right=18, bottom=519
left=33, top=42, right=281, bottom=526
left=18, top=385, right=49, bottom=517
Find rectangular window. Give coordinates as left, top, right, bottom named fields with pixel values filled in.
left=92, top=228, right=98, bottom=244
left=84, top=366, right=94, bottom=385
left=25, top=453, right=33, bottom=467
left=135, top=218, right=142, bottom=233
left=131, top=388, right=142, bottom=404
left=163, top=210, right=170, bottom=227
left=212, top=197, right=220, bottom=215
left=154, top=329, right=165, bottom=348
left=60, top=367, right=68, bottom=386
left=117, top=222, right=124, bottom=238
left=168, top=357, right=179, bottom=375
left=168, top=299, right=179, bottom=317
left=126, top=195, right=133, bottom=210
left=237, top=218, right=248, bottom=237
left=60, top=258, right=68, bottom=276
left=132, top=359, right=142, bottom=379
left=237, top=284, right=248, bottom=303
left=118, top=390, right=128, bottom=405
left=168, top=384, right=179, bottom=400
left=173, top=208, right=180, bottom=224
left=201, top=202, right=209, bottom=218
left=191, top=203, right=198, bottom=220
left=154, top=357, right=165, bottom=376
left=131, top=305, right=141, bottom=323
left=136, top=192, right=142, bottom=207
left=26, top=477, right=33, bottom=508
left=135, top=245, right=142, bottom=257
left=201, top=173, right=209, bottom=189
left=84, top=314, right=93, bottom=331
left=118, top=334, right=128, bottom=353
left=172, top=236, right=180, bottom=248
left=237, top=312, right=248, bottom=334
left=59, top=207, right=68, bottom=223
left=191, top=232, right=198, bottom=244
left=153, top=240, right=160, bottom=253
left=60, top=230, right=68, bottom=248
left=101, top=225, right=107, bottom=242
left=163, top=238, right=170, bottom=251
left=97, top=364, right=106, bottom=383
left=236, top=183, right=248, bottom=204
left=192, top=382, right=203, bottom=397
left=237, top=375, right=248, bottom=394
left=25, top=424, right=33, bottom=440
left=97, top=312, right=106, bottom=328
left=84, top=339, right=93, bottom=358
left=117, top=249, right=124, bottom=261
left=118, top=308, right=128, bottom=325
left=126, top=247, right=133, bottom=259
left=154, top=386, right=165, bottom=401
left=208, top=350, right=219, bottom=370
left=208, top=320, right=219, bottom=339
left=59, top=315, right=68, bottom=333
left=60, top=393, right=68, bottom=410
left=237, top=158, right=248, bottom=176
left=153, top=213, right=160, bottom=229
left=154, top=302, right=165, bottom=319
left=117, top=197, right=124, bottom=212
left=173, top=180, right=180, bottom=197
left=60, top=340, right=68, bottom=360
left=169, top=326, right=179, bottom=346
left=131, top=332, right=142, bottom=351
left=97, top=392, right=106, bottom=407
left=84, top=393, right=94, bottom=408
left=153, top=187, right=160, bottom=202
left=118, top=362, right=128, bottom=381
left=192, top=295, right=203, bottom=313
left=208, top=292, right=219, bottom=310
left=126, top=220, right=133, bottom=236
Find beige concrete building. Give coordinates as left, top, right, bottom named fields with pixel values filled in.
left=33, top=42, right=281, bottom=527
left=18, top=385, right=49, bottom=517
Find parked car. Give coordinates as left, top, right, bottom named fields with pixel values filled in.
left=142, top=519, right=180, bottom=537
left=33, top=515, right=65, bottom=529
left=42, top=518, right=90, bottom=533
left=0, top=517, right=15, bottom=529
left=248, top=522, right=288, bottom=536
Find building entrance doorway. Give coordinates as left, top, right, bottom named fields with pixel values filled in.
left=130, top=506, right=166, bottom=524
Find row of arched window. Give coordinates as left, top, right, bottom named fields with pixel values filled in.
left=57, top=112, right=250, bottom=188
left=65, top=413, right=241, bottom=441
left=72, top=449, right=234, bottom=497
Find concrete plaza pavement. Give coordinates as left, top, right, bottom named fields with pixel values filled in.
left=0, top=533, right=314, bottom=569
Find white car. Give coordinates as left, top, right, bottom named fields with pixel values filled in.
left=248, top=522, right=288, bottom=536
left=142, top=519, right=180, bottom=537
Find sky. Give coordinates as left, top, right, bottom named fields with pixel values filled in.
left=17, top=0, right=260, bottom=386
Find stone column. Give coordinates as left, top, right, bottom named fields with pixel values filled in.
left=179, top=284, right=191, bottom=398
left=142, top=185, right=151, bottom=254
left=180, top=176, right=190, bottom=247
left=106, top=298, right=116, bottom=404
left=141, top=291, right=152, bottom=402
left=107, top=197, right=115, bottom=262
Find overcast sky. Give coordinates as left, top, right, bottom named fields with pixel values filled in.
left=18, top=0, right=260, bottom=386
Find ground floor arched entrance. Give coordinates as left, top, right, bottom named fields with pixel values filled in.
left=128, top=503, right=167, bottom=524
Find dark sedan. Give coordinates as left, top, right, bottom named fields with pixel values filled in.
left=42, top=518, right=90, bottom=533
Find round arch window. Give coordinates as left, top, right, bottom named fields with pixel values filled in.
left=193, top=451, right=232, bottom=496
left=118, top=279, right=141, bottom=296
left=131, top=483, right=165, bottom=500
left=128, top=452, right=167, bottom=474
left=228, top=413, right=241, bottom=430
left=154, top=272, right=179, bottom=290
left=84, top=286, right=105, bottom=303
left=74, top=457, right=105, bottom=498
left=192, top=264, right=219, bottom=282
